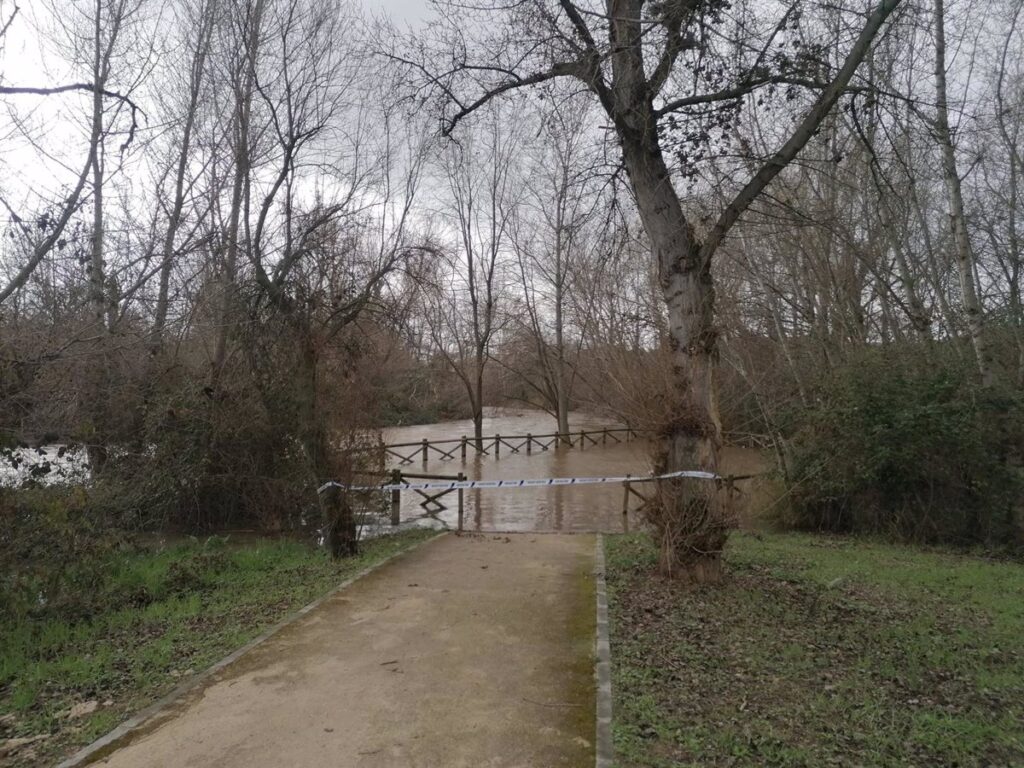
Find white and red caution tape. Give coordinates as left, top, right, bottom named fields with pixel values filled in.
left=317, top=470, right=719, bottom=496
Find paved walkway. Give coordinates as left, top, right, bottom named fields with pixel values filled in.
left=87, top=533, right=597, bottom=768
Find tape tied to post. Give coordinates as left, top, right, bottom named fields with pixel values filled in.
left=317, top=469, right=720, bottom=495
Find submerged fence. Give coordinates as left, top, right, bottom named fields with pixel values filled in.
left=323, top=468, right=743, bottom=533
left=366, top=427, right=641, bottom=465
left=326, top=425, right=767, bottom=532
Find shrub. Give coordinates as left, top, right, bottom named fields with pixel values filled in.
left=776, top=347, right=1024, bottom=548
left=0, top=486, right=131, bottom=620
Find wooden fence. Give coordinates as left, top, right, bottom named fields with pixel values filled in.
left=373, top=426, right=641, bottom=466
left=382, top=469, right=467, bottom=531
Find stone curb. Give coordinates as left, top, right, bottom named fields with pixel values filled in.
left=595, top=534, right=613, bottom=768
left=55, top=531, right=447, bottom=768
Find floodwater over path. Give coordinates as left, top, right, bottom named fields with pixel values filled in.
left=379, top=409, right=766, bottom=534
left=382, top=410, right=650, bottom=533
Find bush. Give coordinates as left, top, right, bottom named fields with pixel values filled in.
left=114, top=381, right=313, bottom=533
left=0, top=486, right=131, bottom=620
left=776, top=348, right=1024, bottom=548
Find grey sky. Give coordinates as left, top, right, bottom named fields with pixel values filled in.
left=364, top=0, right=430, bottom=25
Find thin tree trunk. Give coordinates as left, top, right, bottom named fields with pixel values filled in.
left=473, top=352, right=485, bottom=449
left=212, top=0, right=264, bottom=390
left=137, top=5, right=214, bottom=441
left=933, top=0, right=993, bottom=386
left=294, top=322, right=356, bottom=557
left=554, top=212, right=571, bottom=443
left=86, top=0, right=111, bottom=475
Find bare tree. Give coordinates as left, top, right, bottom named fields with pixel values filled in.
left=507, top=96, right=603, bottom=441
left=396, top=0, right=903, bottom=580
left=425, top=106, right=518, bottom=448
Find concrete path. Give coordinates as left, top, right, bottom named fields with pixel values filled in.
left=86, top=533, right=597, bottom=768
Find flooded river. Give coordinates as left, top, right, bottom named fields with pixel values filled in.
left=379, top=409, right=768, bottom=534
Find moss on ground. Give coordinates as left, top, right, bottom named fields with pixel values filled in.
left=0, top=530, right=436, bottom=767
left=605, top=532, right=1024, bottom=767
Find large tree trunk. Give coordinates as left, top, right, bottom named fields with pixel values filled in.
left=602, top=0, right=732, bottom=582
left=322, top=484, right=357, bottom=559
left=619, top=133, right=729, bottom=582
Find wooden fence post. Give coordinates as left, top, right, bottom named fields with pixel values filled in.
left=390, top=469, right=402, bottom=526
left=461, top=436, right=467, bottom=461
left=495, top=434, right=501, bottom=458
left=526, top=433, right=532, bottom=455
left=580, top=429, right=586, bottom=450
left=421, top=438, right=429, bottom=463
left=621, top=474, right=631, bottom=518
left=457, top=472, right=465, bottom=532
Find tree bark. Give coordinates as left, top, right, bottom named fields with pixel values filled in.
left=295, top=323, right=357, bottom=557
left=616, top=118, right=726, bottom=581
left=84, top=0, right=113, bottom=475
left=933, top=0, right=994, bottom=387
left=602, top=0, right=728, bottom=580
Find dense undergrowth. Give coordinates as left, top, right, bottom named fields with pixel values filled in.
left=0, top=529, right=434, bottom=767
left=777, top=347, right=1024, bottom=549
left=606, top=532, right=1024, bottom=767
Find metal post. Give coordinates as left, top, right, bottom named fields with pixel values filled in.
left=495, top=434, right=501, bottom=458
left=421, top=438, right=429, bottom=463
left=526, top=433, right=532, bottom=455
left=580, top=430, right=586, bottom=450
left=457, top=472, right=465, bottom=532
left=461, top=436, right=467, bottom=461
left=390, top=469, right=402, bottom=526
left=621, top=474, right=631, bottom=522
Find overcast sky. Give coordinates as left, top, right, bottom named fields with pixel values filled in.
left=0, top=0, right=431, bottom=211
left=364, top=0, right=429, bottom=25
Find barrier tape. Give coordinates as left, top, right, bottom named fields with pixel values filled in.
left=317, top=469, right=719, bottom=496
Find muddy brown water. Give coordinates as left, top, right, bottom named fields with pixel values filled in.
left=377, top=409, right=768, bottom=534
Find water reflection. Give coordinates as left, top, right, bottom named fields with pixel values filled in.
left=381, top=409, right=653, bottom=533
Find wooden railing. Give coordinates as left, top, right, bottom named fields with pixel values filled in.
left=372, top=426, right=642, bottom=466
left=385, top=469, right=467, bottom=531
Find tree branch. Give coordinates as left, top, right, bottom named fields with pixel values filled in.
left=444, top=58, right=592, bottom=135
left=0, top=83, right=143, bottom=152
left=699, top=0, right=903, bottom=264
left=0, top=152, right=93, bottom=304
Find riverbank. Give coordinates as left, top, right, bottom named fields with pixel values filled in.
left=606, top=532, right=1024, bottom=767
left=0, top=530, right=435, bottom=767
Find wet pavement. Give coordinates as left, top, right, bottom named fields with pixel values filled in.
left=83, top=533, right=597, bottom=768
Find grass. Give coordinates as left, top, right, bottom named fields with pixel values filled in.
left=605, top=532, right=1024, bottom=767
left=0, top=529, right=436, bottom=767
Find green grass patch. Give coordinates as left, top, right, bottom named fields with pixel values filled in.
left=605, top=532, right=1024, bottom=767
left=0, top=530, right=436, bottom=766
